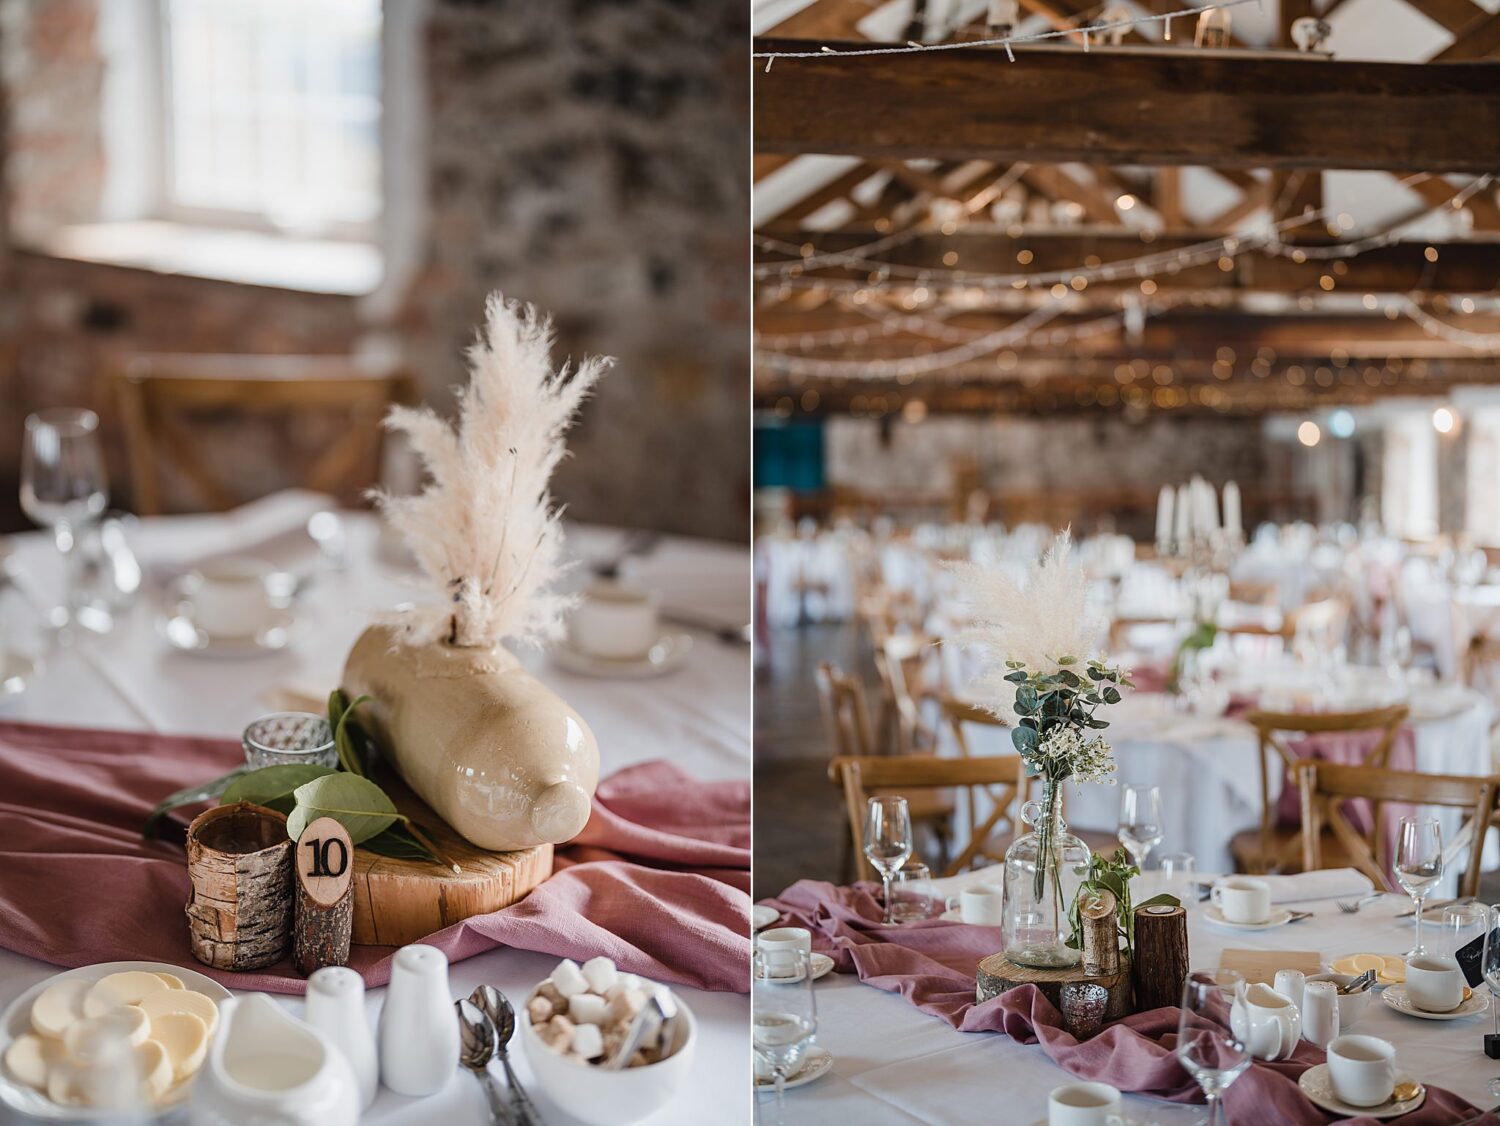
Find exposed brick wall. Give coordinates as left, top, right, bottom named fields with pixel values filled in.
left=0, top=0, right=750, bottom=541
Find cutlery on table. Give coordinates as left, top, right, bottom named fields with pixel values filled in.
left=604, top=990, right=679, bottom=1071
left=1288, top=910, right=1314, bottom=923
left=1395, top=896, right=1467, bottom=919
left=1340, top=970, right=1377, bottom=994
left=455, top=999, right=516, bottom=1126
left=470, top=985, right=544, bottom=1126
left=661, top=608, right=752, bottom=645
left=1336, top=893, right=1388, bottom=914
left=592, top=530, right=661, bottom=580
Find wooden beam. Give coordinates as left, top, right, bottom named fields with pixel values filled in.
left=1404, top=0, right=1487, bottom=36
left=761, top=162, right=882, bottom=227
left=754, top=154, right=797, bottom=181
left=1432, top=10, right=1500, bottom=59
left=1403, top=174, right=1500, bottom=230
left=753, top=42, right=1500, bottom=172
left=1019, top=165, right=1122, bottom=225
left=756, top=232, right=1500, bottom=292
left=764, top=0, right=870, bottom=39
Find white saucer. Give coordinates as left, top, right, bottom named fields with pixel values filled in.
left=0, top=960, right=230, bottom=1119
left=1298, top=1063, right=1426, bottom=1118
left=159, top=609, right=295, bottom=658
left=1203, top=905, right=1293, bottom=931
left=752, top=905, right=780, bottom=930
left=0, top=653, right=37, bottom=698
left=1380, top=984, right=1487, bottom=1020
left=761, top=953, right=836, bottom=983
left=551, top=633, right=692, bottom=679
left=754, top=1046, right=833, bottom=1090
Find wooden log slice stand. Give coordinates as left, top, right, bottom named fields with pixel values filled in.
left=185, top=802, right=294, bottom=971
left=294, top=816, right=355, bottom=975
left=977, top=953, right=1133, bottom=1022
left=349, top=764, right=553, bottom=947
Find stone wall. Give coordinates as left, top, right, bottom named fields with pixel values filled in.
left=0, top=0, right=749, bottom=540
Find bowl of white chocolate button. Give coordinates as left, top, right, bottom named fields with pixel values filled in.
left=0, top=961, right=230, bottom=1119
left=519, top=955, right=697, bottom=1125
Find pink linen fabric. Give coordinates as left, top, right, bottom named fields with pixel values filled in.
left=0, top=721, right=750, bottom=996
left=762, top=880, right=1491, bottom=1125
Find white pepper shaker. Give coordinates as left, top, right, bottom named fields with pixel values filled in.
left=306, top=966, right=379, bottom=1109
left=378, top=944, right=458, bottom=1096
left=1300, top=979, right=1340, bottom=1049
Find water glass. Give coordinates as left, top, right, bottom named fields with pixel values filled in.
left=1159, top=851, right=1197, bottom=906
left=864, top=796, right=913, bottom=926
left=1480, top=904, right=1500, bottom=1039
left=1441, top=903, right=1488, bottom=960
left=753, top=948, right=817, bottom=1125
left=891, top=861, right=936, bottom=923
left=1176, top=970, right=1250, bottom=1126
left=1394, top=816, right=1443, bottom=958
left=1118, top=783, right=1164, bottom=869
left=20, top=409, right=111, bottom=633
left=242, top=712, right=338, bottom=769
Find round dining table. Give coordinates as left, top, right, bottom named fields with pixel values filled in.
left=0, top=490, right=751, bottom=1125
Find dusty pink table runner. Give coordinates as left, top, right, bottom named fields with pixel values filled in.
left=762, top=881, right=1491, bottom=1124
left=0, top=721, right=750, bottom=995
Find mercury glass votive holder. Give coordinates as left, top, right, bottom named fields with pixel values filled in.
left=1060, top=982, right=1109, bottom=1040
left=242, top=712, right=337, bottom=770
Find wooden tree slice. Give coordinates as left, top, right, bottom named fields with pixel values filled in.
left=294, top=816, right=354, bottom=975
left=349, top=768, right=553, bottom=946
left=977, top=952, right=1133, bottom=1021
left=185, top=802, right=294, bottom=971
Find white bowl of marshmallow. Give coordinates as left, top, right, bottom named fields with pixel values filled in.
left=519, top=955, right=696, bottom=1126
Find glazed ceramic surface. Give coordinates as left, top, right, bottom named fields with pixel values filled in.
left=1229, top=980, right=1301, bottom=1061
left=342, top=625, right=600, bottom=850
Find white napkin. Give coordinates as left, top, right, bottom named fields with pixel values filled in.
left=1258, top=868, right=1375, bottom=904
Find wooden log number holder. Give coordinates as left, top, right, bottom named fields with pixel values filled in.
left=1131, top=902, right=1190, bottom=1013
left=294, top=816, right=355, bottom=976
left=977, top=889, right=1132, bottom=1024
left=185, top=802, right=294, bottom=972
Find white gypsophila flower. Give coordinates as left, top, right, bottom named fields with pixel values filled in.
left=949, top=531, right=1104, bottom=719
left=1035, top=727, right=1117, bottom=785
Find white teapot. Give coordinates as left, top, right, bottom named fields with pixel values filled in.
left=1229, top=980, right=1301, bottom=1061
left=191, top=993, right=360, bottom=1126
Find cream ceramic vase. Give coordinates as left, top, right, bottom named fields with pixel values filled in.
left=341, top=624, right=599, bottom=850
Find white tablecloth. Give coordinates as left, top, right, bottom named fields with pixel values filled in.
left=770, top=869, right=1500, bottom=1125
left=0, top=491, right=751, bottom=1125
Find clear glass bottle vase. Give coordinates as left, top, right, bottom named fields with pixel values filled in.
left=1002, top=781, right=1089, bottom=969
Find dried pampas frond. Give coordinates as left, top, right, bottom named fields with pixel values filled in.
left=374, top=294, right=612, bottom=649
left=949, top=530, right=1103, bottom=716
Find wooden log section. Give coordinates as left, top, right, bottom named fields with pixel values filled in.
left=294, top=816, right=354, bottom=976
left=185, top=803, right=294, bottom=971
left=977, top=952, right=1133, bottom=1021
left=1079, top=889, right=1121, bottom=977
left=754, top=42, right=1500, bottom=173
left=1132, top=903, right=1190, bottom=1013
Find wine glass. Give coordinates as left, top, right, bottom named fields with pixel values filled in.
left=1480, top=905, right=1500, bottom=1042
left=1176, top=970, right=1250, bottom=1126
left=1118, top=783, right=1164, bottom=870
left=863, top=796, right=912, bottom=926
left=20, top=409, right=110, bottom=633
left=753, top=947, right=817, bottom=1124
left=1395, top=816, right=1444, bottom=958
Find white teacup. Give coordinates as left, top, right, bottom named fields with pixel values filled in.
left=1326, top=1034, right=1396, bottom=1108
left=1048, top=1081, right=1126, bottom=1126
left=1210, top=877, right=1271, bottom=925
left=945, top=883, right=1004, bottom=925
left=182, top=557, right=290, bottom=638
left=756, top=927, right=812, bottom=977
left=1404, top=955, right=1465, bottom=1013
left=569, top=582, right=659, bottom=660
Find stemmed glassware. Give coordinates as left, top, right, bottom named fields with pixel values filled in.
left=20, top=409, right=111, bottom=633
left=1480, top=905, right=1500, bottom=1042
left=1176, top=970, right=1250, bottom=1126
left=1118, top=783, right=1164, bottom=870
left=1394, top=816, right=1444, bottom=958
left=863, top=796, right=913, bottom=926
left=752, top=948, right=817, bottom=1125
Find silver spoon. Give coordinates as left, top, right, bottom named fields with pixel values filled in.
left=471, top=985, right=544, bottom=1126
left=455, top=999, right=515, bottom=1126
left=1341, top=970, right=1378, bottom=994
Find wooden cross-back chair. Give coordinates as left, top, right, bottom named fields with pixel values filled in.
left=1229, top=704, right=1409, bottom=877
left=829, top=754, right=1024, bottom=882
left=112, top=354, right=415, bottom=515
left=815, top=663, right=954, bottom=879
left=1298, top=762, right=1498, bottom=899
left=873, top=633, right=940, bottom=756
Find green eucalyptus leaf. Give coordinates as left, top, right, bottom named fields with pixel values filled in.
left=362, top=823, right=444, bottom=865
left=287, top=773, right=407, bottom=844
left=1102, top=687, right=1122, bottom=705
left=142, top=767, right=253, bottom=839
left=1011, top=726, right=1039, bottom=752
left=222, top=764, right=339, bottom=814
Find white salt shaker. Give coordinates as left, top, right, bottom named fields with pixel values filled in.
left=1301, top=980, right=1340, bottom=1049
left=306, top=966, right=379, bottom=1109
left=379, top=944, right=458, bottom=1096
left=1273, top=969, right=1306, bottom=1012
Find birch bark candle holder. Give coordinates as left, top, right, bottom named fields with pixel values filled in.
left=294, top=817, right=355, bottom=976
left=185, top=802, right=294, bottom=971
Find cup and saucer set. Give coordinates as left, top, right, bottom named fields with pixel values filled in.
left=552, top=581, right=691, bottom=678
left=159, top=557, right=298, bottom=657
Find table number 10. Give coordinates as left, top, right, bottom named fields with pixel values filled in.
left=294, top=816, right=355, bottom=976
